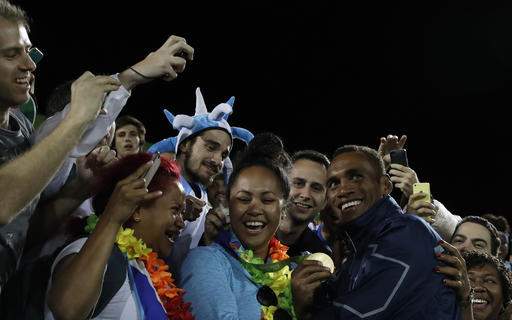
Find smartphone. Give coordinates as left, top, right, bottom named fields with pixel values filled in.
left=29, top=47, right=44, bottom=65
left=390, top=149, right=409, bottom=167
left=413, top=182, right=431, bottom=203
left=143, top=153, right=161, bottom=188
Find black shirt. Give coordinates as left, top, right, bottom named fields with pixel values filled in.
left=286, top=226, right=332, bottom=257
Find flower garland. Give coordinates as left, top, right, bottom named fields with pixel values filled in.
left=236, top=237, right=296, bottom=320
left=85, top=214, right=194, bottom=320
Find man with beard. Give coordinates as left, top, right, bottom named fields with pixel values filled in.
left=276, top=150, right=332, bottom=257
left=161, top=88, right=253, bottom=269
left=292, top=145, right=460, bottom=320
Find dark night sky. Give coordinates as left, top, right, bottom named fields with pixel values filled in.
left=17, top=1, right=512, bottom=219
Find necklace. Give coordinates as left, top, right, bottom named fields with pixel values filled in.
left=86, top=214, right=194, bottom=320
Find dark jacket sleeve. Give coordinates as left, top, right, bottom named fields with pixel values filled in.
left=315, top=217, right=456, bottom=320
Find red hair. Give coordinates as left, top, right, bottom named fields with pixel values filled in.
left=92, top=153, right=181, bottom=215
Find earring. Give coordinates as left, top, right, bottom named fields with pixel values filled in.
left=133, top=216, right=141, bottom=222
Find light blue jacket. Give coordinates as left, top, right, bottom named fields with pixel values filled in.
left=180, top=243, right=262, bottom=320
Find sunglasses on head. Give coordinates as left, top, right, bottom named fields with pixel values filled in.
left=257, top=285, right=292, bottom=320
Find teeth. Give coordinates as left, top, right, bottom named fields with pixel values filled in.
left=342, top=200, right=362, bottom=211
left=295, top=202, right=312, bottom=209
left=245, top=221, right=264, bottom=227
left=16, top=78, right=29, bottom=84
left=472, top=298, right=488, bottom=305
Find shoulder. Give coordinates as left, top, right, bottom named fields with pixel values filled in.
left=52, top=238, right=88, bottom=266
left=182, top=244, right=233, bottom=271
left=379, top=213, right=436, bottom=239
left=372, top=214, right=440, bottom=260
left=10, top=108, right=34, bottom=135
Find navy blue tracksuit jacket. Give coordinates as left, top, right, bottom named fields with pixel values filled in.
left=315, top=196, right=460, bottom=320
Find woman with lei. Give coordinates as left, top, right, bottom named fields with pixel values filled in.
left=181, top=133, right=330, bottom=320
left=45, top=153, right=194, bottom=320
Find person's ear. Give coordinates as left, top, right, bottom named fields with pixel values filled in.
left=380, top=174, right=393, bottom=196
left=179, top=140, right=191, bottom=155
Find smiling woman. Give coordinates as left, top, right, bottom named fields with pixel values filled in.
left=463, top=251, right=512, bottom=320
left=179, top=133, right=301, bottom=320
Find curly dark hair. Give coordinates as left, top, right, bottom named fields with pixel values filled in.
left=452, top=216, right=501, bottom=256
left=482, top=214, right=511, bottom=234
left=463, top=250, right=512, bottom=310
left=227, top=132, right=291, bottom=200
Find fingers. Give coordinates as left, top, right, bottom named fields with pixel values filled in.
left=389, top=163, right=408, bottom=173
left=162, top=35, right=195, bottom=61
left=389, top=164, right=417, bottom=177
left=436, top=265, right=461, bottom=278
left=102, top=150, right=117, bottom=165
left=75, top=70, right=95, bottom=81
left=398, top=135, right=407, bottom=148
left=415, top=207, right=436, bottom=217
left=386, top=135, right=399, bottom=144
left=142, top=190, right=164, bottom=202
left=442, top=279, right=464, bottom=289
left=302, top=270, right=332, bottom=285
left=163, top=35, right=187, bottom=48
left=206, top=210, right=225, bottom=229
left=438, top=240, right=464, bottom=260
left=408, top=200, right=435, bottom=211
left=186, top=196, right=206, bottom=208
left=119, top=161, right=154, bottom=185
left=95, top=146, right=112, bottom=162
left=94, top=75, right=122, bottom=86
left=390, top=176, right=407, bottom=184
left=437, top=252, right=464, bottom=269
left=294, top=260, right=330, bottom=279
left=169, top=41, right=195, bottom=61
left=409, top=192, right=428, bottom=203
left=169, top=56, right=187, bottom=73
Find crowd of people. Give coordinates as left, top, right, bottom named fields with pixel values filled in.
left=0, top=1, right=510, bottom=319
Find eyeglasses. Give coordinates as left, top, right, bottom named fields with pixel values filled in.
left=256, top=285, right=292, bottom=320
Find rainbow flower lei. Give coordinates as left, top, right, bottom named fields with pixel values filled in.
left=85, top=214, right=194, bottom=320
left=235, top=237, right=297, bottom=320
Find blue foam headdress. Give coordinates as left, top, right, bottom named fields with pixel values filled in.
left=162, top=87, right=254, bottom=153
left=148, top=136, right=178, bottom=154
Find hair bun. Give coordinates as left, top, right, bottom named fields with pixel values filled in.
left=240, top=132, right=291, bottom=169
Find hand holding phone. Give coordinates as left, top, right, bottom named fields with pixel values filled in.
left=413, top=182, right=431, bottom=203
left=143, top=153, right=161, bottom=188
left=29, top=47, right=44, bottom=65
left=390, top=149, right=409, bottom=167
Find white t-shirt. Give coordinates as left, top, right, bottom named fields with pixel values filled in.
left=44, top=238, right=139, bottom=320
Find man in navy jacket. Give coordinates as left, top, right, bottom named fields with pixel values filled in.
left=292, top=145, right=460, bottom=320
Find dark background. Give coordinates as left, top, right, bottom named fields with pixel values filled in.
left=17, top=1, right=511, bottom=219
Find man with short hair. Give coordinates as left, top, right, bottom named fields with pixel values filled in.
left=0, top=0, right=194, bottom=292
left=451, top=216, right=501, bottom=256
left=114, top=115, right=146, bottom=158
left=276, top=150, right=331, bottom=256
left=292, top=145, right=460, bottom=320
